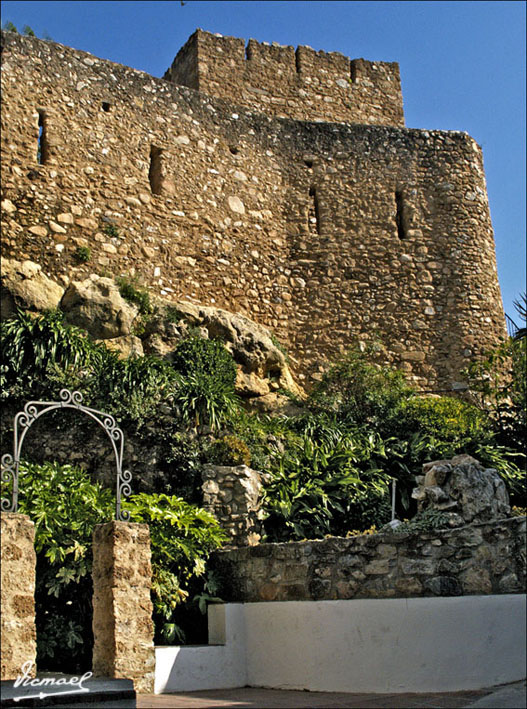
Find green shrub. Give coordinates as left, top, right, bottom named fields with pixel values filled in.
left=387, top=508, right=452, bottom=535
left=171, top=336, right=239, bottom=430
left=116, top=275, right=153, bottom=316
left=102, top=222, right=120, bottom=238
left=74, top=245, right=91, bottom=263
left=0, top=310, right=103, bottom=401
left=95, top=352, right=177, bottom=424
left=208, top=435, right=252, bottom=467
left=262, top=423, right=392, bottom=541
left=308, top=345, right=413, bottom=428
left=5, top=461, right=114, bottom=672
left=171, top=336, right=237, bottom=389
left=122, top=492, right=227, bottom=643
left=465, top=336, right=526, bottom=455
left=173, top=370, right=239, bottom=431
left=397, top=396, right=489, bottom=445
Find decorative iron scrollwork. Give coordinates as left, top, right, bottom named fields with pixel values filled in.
left=0, top=389, right=132, bottom=521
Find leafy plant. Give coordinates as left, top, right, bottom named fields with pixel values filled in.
left=116, top=275, right=153, bottom=316
left=165, top=306, right=184, bottom=324
left=74, top=245, right=91, bottom=263
left=171, top=336, right=237, bottom=389
left=5, top=461, right=114, bottom=671
left=102, top=222, right=120, bottom=239
left=262, top=423, right=392, bottom=541
left=208, top=434, right=252, bottom=467
left=171, top=336, right=239, bottom=431
left=386, top=508, right=452, bottom=535
left=0, top=310, right=103, bottom=401
left=2, top=461, right=227, bottom=664
left=308, top=344, right=413, bottom=428
left=173, top=370, right=239, bottom=431
left=465, top=335, right=526, bottom=456
left=122, top=492, right=227, bottom=644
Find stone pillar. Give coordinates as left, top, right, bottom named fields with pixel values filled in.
left=92, top=522, right=155, bottom=693
left=202, top=465, right=270, bottom=546
left=1, top=512, right=37, bottom=680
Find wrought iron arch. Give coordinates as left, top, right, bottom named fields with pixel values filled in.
left=1, top=389, right=132, bottom=521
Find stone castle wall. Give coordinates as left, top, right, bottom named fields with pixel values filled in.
left=164, top=29, right=405, bottom=127
left=0, top=31, right=506, bottom=389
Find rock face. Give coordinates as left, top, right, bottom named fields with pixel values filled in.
left=60, top=275, right=139, bottom=339
left=1, top=261, right=302, bottom=405
left=412, top=454, right=511, bottom=524
left=144, top=301, right=303, bottom=401
left=1, top=258, right=64, bottom=318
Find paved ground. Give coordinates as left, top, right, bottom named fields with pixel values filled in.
left=137, top=680, right=527, bottom=709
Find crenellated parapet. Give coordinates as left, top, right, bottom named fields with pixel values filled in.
left=163, top=29, right=404, bottom=126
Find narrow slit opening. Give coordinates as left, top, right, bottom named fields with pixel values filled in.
left=395, top=191, right=406, bottom=240
left=37, top=110, right=48, bottom=164
left=295, top=47, right=302, bottom=73
left=149, top=146, right=163, bottom=195
left=308, top=186, right=321, bottom=235
left=350, top=62, right=358, bottom=84
left=245, top=42, right=252, bottom=61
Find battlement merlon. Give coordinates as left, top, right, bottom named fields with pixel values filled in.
left=163, top=29, right=405, bottom=127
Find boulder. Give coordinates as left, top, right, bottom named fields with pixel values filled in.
left=1, top=258, right=64, bottom=318
left=96, top=335, right=144, bottom=359
left=60, top=275, right=138, bottom=339
left=412, top=454, right=510, bottom=524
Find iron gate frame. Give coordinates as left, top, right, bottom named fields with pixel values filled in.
left=1, top=389, right=132, bottom=520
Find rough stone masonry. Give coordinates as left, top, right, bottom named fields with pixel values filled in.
left=0, top=29, right=506, bottom=389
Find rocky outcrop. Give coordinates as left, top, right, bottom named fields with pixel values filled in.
left=1, top=264, right=303, bottom=405
left=412, top=454, right=511, bottom=524
left=1, top=258, right=64, bottom=318
left=60, top=275, right=139, bottom=339
left=143, top=301, right=303, bottom=402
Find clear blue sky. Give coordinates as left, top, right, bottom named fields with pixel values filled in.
left=1, top=0, right=525, bottom=322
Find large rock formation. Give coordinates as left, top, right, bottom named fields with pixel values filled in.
left=1, top=258, right=64, bottom=318
left=60, top=275, right=139, bottom=339
left=1, top=262, right=302, bottom=405
left=412, top=454, right=511, bottom=524
left=143, top=301, right=302, bottom=400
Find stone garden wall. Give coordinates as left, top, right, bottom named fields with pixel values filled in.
left=213, top=516, right=526, bottom=602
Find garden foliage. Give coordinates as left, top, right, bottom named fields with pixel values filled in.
left=1, top=306, right=525, bottom=662
left=3, top=461, right=226, bottom=670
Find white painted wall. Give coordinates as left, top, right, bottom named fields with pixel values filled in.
left=154, top=605, right=246, bottom=694
left=155, top=594, right=526, bottom=694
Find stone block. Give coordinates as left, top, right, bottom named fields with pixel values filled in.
left=92, top=521, right=154, bottom=694
left=1, top=513, right=37, bottom=681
